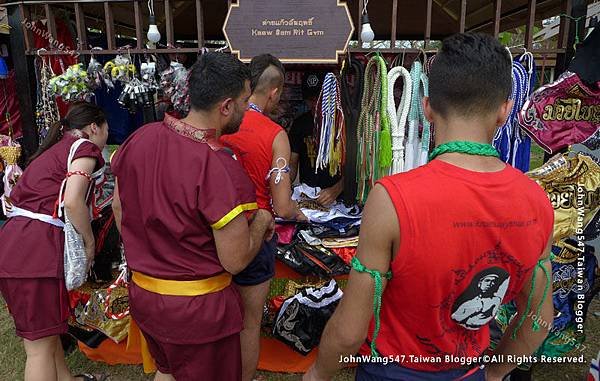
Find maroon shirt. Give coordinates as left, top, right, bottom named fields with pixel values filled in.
left=0, top=133, right=104, bottom=278
left=111, top=115, right=257, bottom=344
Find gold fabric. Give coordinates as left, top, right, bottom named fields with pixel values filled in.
left=527, top=153, right=600, bottom=241
left=73, top=280, right=130, bottom=343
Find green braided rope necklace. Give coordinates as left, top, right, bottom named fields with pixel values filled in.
left=429, top=141, right=500, bottom=161
left=351, top=256, right=392, bottom=357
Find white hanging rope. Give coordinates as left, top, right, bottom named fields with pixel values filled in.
left=387, top=66, right=412, bottom=175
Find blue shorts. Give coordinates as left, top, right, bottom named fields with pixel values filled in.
left=356, top=362, right=486, bottom=381
left=233, top=238, right=277, bottom=286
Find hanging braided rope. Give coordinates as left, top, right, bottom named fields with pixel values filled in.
left=405, top=61, right=423, bottom=171
left=314, top=73, right=346, bottom=177
left=356, top=58, right=381, bottom=204
left=386, top=66, right=412, bottom=175
left=376, top=56, right=392, bottom=171
left=356, top=54, right=392, bottom=203
left=418, top=72, right=431, bottom=166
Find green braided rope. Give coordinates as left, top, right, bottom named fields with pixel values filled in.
left=511, top=257, right=552, bottom=339
left=429, top=141, right=500, bottom=161
left=351, top=256, right=392, bottom=357
left=375, top=55, right=392, bottom=170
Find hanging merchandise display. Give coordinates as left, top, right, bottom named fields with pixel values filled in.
left=386, top=64, right=412, bottom=174
left=314, top=73, right=346, bottom=177
left=527, top=153, right=600, bottom=241
left=48, top=63, right=94, bottom=102
left=493, top=54, right=534, bottom=172
left=519, top=71, right=600, bottom=155
left=159, top=61, right=190, bottom=116
left=117, top=76, right=154, bottom=113
left=273, top=280, right=343, bottom=355
left=104, top=55, right=137, bottom=84
left=87, top=54, right=113, bottom=91
left=356, top=54, right=391, bottom=204
left=35, top=56, right=60, bottom=142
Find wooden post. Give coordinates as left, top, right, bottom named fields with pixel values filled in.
left=459, top=0, right=467, bottom=33
left=493, top=0, right=502, bottom=38
left=74, top=3, right=87, bottom=50
left=44, top=4, right=57, bottom=46
left=425, top=0, right=433, bottom=47
left=390, top=0, right=398, bottom=48
left=19, top=5, right=33, bottom=53
left=524, top=0, right=536, bottom=50
left=104, top=2, right=115, bottom=50
left=8, top=5, right=38, bottom=157
left=555, top=0, right=586, bottom=76
left=196, top=0, right=204, bottom=48
left=557, top=0, right=572, bottom=50
left=165, top=0, right=175, bottom=46
left=358, top=0, right=364, bottom=45
left=134, top=0, right=144, bottom=49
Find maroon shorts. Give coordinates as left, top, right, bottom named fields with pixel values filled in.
left=142, top=329, right=242, bottom=380
left=0, top=278, right=70, bottom=341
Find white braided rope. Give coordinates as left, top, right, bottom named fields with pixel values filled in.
left=387, top=66, right=412, bottom=174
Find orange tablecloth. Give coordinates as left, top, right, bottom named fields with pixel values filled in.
left=79, top=261, right=349, bottom=373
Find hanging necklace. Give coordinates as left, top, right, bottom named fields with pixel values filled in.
left=429, top=141, right=500, bottom=161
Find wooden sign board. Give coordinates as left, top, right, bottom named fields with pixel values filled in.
left=223, top=0, right=354, bottom=64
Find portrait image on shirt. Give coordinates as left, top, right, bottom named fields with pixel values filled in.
left=451, top=266, right=510, bottom=330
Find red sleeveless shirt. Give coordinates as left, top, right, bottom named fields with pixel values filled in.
left=359, top=159, right=554, bottom=371
left=220, top=110, right=283, bottom=212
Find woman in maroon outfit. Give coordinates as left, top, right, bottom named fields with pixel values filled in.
left=0, top=102, right=109, bottom=381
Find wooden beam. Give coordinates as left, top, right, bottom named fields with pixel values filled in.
left=196, top=0, right=204, bottom=48
left=390, top=0, right=398, bottom=48
left=104, top=2, right=115, bottom=49
left=44, top=4, right=57, bottom=44
left=433, top=0, right=458, bottom=21
left=165, top=0, right=174, bottom=46
left=493, top=0, right=502, bottom=38
left=524, top=0, right=536, bottom=50
left=467, top=0, right=553, bottom=33
left=425, top=0, right=433, bottom=47
left=134, top=0, right=143, bottom=49
left=459, top=0, right=467, bottom=33
left=74, top=3, right=87, bottom=50
left=8, top=5, right=38, bottom=157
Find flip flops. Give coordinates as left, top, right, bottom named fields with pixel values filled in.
left=75, top=374, right=109, bottom=381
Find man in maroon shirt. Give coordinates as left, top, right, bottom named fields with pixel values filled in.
left=111, top=52, right=273, bottom=381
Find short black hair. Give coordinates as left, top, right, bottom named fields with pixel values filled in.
left=188, top=52, right=250, bottom=111
left=249, top=54, right=285, bottom=94
left=429, top=33, right=512, bottom=118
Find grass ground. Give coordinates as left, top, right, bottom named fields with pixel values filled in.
left=1, top=299, right=599, bottom=380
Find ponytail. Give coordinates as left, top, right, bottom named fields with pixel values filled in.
left=28, top=102, right=106, bottom=165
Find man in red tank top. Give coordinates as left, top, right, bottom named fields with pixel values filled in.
left=304, top=34, right=554, bottom=381
left=221, top=54, right=307, bottom=381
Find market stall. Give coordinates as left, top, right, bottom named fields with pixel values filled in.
left=0, top=0, right=598, bottom=378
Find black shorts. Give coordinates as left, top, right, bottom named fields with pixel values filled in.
left=233, top=238, right=277, bottom=286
